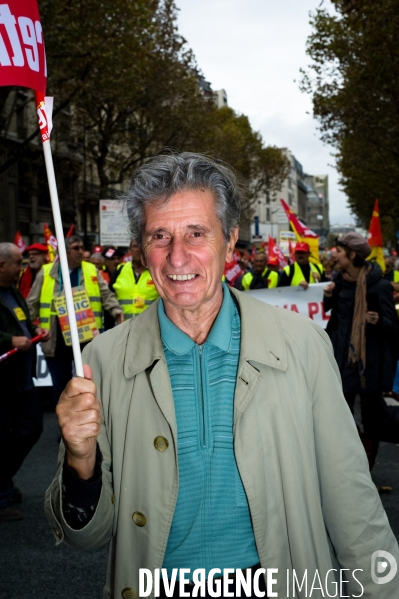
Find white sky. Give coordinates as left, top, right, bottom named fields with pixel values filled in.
left=176, top=0, right=354, bottom=225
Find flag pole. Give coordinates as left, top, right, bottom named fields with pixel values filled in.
left=36, top=94, right=84, bottom=377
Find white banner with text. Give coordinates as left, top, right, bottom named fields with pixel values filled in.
left=248, top=282, right=330, bottom=327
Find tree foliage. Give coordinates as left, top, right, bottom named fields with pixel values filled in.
left=40, top=0, right=215, bottom=195
left=1, top=0, right=288, bottom=233
left=300, top=0, right=399, bottom=239
left=196, top=107, right=290, bottom=226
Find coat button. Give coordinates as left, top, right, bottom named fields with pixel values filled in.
left=121, top=588, right=137, bottom=599
left=154, top=436, right=169, bottom=452
left=132, top=511, right=146, bottom=527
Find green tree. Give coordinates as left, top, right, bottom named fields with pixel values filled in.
left=300, top=0, right=399, bottom=240
left=39, top=0, right=215, bottom=197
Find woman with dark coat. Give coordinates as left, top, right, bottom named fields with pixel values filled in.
left=323, top=232, right=399, bottom=469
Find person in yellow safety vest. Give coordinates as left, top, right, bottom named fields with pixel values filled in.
left=240, top=251, right=279, bottom=290
left=27, top=235, right=123, bottom=406
left=278, top=241, right=326, bottom=289
left=110, top=239, right=159, bottom=318
left=383, top=256, right=399, bottom=316
left=384, top=256, right=399, bottom=289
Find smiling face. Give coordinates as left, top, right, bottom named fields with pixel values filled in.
left=28, top=250, right=48, bottom=271
left=142, top=188, right=238, bottom=321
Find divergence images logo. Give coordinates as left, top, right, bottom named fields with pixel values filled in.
left=371, top=551, right=397, bottom=585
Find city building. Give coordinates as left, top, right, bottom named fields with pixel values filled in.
left=213, top=89, right=228, bottom=108
left=250, top=148, right=330, bottom=248
left=0, top=89, right=122, bottom=247
left=305, top=174, right=329, bottom=239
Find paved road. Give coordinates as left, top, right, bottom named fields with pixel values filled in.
left=1, top=408, right=399, bottom=599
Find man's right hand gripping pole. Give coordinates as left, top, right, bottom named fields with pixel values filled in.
left=56, top=364, right=101, bottom=480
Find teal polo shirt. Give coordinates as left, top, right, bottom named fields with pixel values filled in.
left=158, top=284, right=259, bottom=577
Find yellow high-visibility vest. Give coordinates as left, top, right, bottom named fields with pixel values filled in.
left=242, top=268, right=278, bottom=290
left=113, top=263, right=159, bottom=318
left=39, top=261, right=103, bottom=332
left=282, top=261, right=323, bottom=286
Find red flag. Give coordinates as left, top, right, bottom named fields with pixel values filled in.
left=280, top=199, right=318, bottom=239
left=280, top=199, right=320, bottom=263
left=0, top=1, right=47, bottom=93
left=66, top=224, right=75, bottom=237
left=268, top=236, right=287, bottom=267
left=43, top=222, right=57, bottom=261
left=368, top=199, right=383, bottom=247
left=35, top=91, right=53, bottom=142
left=367, top=199, right=385, bottom=271
left=13, top=230, right=26, bottom=253
left=223, top=254, right=244, bottom=286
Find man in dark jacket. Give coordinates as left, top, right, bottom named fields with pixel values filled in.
left=0, top=242, right=50, bottom=521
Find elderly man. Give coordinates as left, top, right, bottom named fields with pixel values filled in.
left=46, top=153, right=398, bottom=599
left=240, top=252, right=278, bottom=290
left=18, top=243, right=48, bottom=298
left=27, top=235, right=123, bottom=406
left=0, top=243, right=50, bottom=520
left=279, top=241, right=326, bottom=288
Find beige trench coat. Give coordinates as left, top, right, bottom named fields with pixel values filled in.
left=45, top=289, right=399, bottom=598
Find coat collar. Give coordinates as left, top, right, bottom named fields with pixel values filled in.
left=123, top=287, right=288, bottom=379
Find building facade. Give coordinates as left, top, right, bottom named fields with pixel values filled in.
left=0, top=89, right=121, bottom=248
left=250, top=148, right=330, bottom=247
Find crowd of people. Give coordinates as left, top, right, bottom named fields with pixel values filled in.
left=1, top=221, right=399, bottom=526
left=1, top=152, right=399, bottom=598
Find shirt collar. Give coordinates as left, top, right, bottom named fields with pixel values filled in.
left=157, top=282, right=235, bottom=355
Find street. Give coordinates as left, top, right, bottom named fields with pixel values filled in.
left=1, top=406, right=399, bottom=599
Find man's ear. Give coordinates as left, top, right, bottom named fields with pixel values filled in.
left=226, top=227, right=239, bottom=263
left=140, top=253, right=147, bottom=268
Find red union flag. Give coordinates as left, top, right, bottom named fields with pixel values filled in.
left=0, top=0, right=46, bottom=93
left=35, top=90, right=52, bottom=142
left=268, top=236, right=287, bottom=267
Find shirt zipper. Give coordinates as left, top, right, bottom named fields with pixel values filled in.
left=198, top=344, right=206, bottom=448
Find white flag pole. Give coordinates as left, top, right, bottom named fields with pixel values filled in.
left=36, top=93, right=84, bottom=377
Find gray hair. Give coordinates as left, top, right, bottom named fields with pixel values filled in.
left=0, top=242, right=19, bottom=262
left=122, top=152, right=242, bottom=247
left=65, top=234, right=83, bottom=249
left=91, top=252, right=103, bottom=261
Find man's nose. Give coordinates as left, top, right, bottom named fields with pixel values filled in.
left=168, top=236, right=189, bottom=267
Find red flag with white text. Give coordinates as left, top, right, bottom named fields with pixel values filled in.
left=268, top=236, right=287, bottom=268
left=0, top=1, right=47, bottom=93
